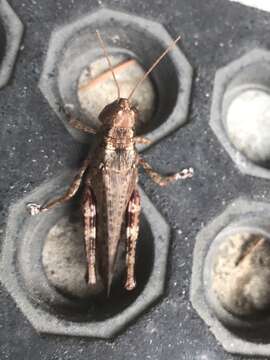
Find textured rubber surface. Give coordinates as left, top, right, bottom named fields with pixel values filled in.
left=1, top=0, right=270, bottom=359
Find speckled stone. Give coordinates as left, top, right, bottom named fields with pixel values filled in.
left=212, top=232, right=270, bottom=316
left=42, top=216, right=104, bottom=298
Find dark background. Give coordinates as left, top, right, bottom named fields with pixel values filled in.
left=1, top=0, right=270, bottom=359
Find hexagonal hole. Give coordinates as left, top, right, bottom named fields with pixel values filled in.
left=191, top=200, right=270, bottom=354
left=222, top=62, right=270, bottom=169
left=17, top=200, right=154, bottom=322
left=40, top=10, right=192, bottom=147
left=204, top=220, right=270, bottom=343
left=212, top=231, right=270, bottom=320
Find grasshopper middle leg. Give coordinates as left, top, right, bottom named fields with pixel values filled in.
left=139, top=158, right=193, bottom=187
left=64, top=105, right=96, bottom=134
left=125, top=189, right=141, bottom=291
left=135, top=136, right=152, bottom=145
left=27, top=160, right=90, bottom=215
left=69, top=118, right=96, bottom=134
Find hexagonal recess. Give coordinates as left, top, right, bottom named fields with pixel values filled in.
left=0, top=170, right=170, bottom=338
left=0, top=0, right=23, bottom=88
left=39, top=8, right=192, bottom=150
left=191, top=198, right=270, bottom=356
left=210, top=49, right=270, bottom=179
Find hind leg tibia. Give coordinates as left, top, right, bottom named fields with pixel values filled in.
left=125, top=189, right=141, bottom=291
left=83, top=187, right=97, bottom=285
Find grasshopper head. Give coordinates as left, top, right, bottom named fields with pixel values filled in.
left=99, top=98, right=138, bottom=129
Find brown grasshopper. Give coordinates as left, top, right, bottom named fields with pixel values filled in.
left=27, top=31, right=193, bottom=295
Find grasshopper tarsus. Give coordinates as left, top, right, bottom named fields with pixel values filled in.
left=175, top=167, right=194, bottom=180
left=125, top=279, right=136, bottom=291
left=26, top=202, right=42, bottom=216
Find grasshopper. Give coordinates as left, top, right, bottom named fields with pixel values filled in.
left=27, top=31, right=193, bottom=295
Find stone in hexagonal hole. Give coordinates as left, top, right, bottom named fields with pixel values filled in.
left=77, top=54, right=156, bottom=134
left=226, top=88, right=270, bottom=168
left=42, top=215, right=127, bottom=300
left=212, top=232, right=270, bottom=318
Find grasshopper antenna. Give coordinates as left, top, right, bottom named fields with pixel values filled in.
left=96, top=30, right=121, bottom=100
left=128, top=35, right=181, bottom=101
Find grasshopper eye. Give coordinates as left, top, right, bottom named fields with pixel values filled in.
left=98, top=100, right=119, bottom=124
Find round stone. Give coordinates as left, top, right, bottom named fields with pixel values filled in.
left=226, top=89, right=270, bottom=165
left=42, top=215, right=127, bottom=299
left=212, top=232, right=270, bottom=317
left=77, top=54, right=156, bottom=133
left=42, top=216, right=104, bottom=299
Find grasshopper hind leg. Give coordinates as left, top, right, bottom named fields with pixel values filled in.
left=125, top=189, right=141, bottom=291
left=82, top=187, right=97, bottom=286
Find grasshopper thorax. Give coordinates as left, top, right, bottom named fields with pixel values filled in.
left=99, top=98, right=138, bottom=129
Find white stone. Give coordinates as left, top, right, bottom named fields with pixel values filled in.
left=226, top=89, right=270, bottom=164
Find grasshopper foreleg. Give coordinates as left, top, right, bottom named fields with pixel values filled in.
left=69, top=118, right=96, bottom=134
left=135, top=136, right=152, bottom=145
left=125, top=189, right=141, bottom=291
left=27, top=160, right=90, bottom=215
left=64, top=104, right=96, bottom=134
left=139, top=158, right=193, bottom=187
left=83, top=187, right=97, bottom=285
